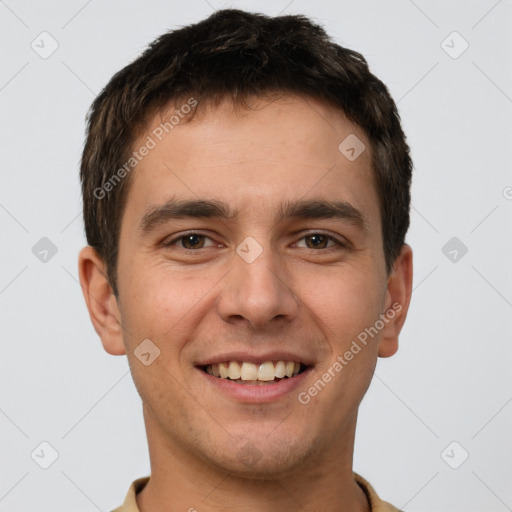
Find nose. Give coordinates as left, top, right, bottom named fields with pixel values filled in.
left=216, top=241, right=299, bottom=330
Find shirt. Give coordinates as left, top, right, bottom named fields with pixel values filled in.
left=112, top=472, right=403, bottom=512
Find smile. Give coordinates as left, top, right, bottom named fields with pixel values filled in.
left=202, top=360, right=308, bottom=384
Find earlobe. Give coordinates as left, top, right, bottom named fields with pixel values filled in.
left=378, top=244, right=413, bottom=358
left=78, top=246, right=126, bottom=355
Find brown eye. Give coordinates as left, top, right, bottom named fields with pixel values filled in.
left=163, top=233, right=217, bottom=250
left=296, top=233, right=344, bottom=250
left=180, top=234, right=205, bottom=249
left=304, top=234, right=330, bottom=249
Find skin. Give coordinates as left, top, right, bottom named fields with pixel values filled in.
left=79, top=95, right=413, bottom=512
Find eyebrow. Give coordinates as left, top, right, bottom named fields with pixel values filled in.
left=139, top=197, right=369, bottom=235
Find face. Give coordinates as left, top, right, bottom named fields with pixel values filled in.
left=89, top=95, right=410, bottom=479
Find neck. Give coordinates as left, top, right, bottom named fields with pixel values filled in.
left=137, top=408, right=370, bottom=512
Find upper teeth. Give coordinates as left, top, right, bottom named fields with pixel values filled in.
left=205, top=361, right=301, bottom=381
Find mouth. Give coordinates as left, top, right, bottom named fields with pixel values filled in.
left=200, top=360, right=309, bottom=385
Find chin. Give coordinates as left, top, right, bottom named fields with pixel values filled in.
left=202, top=433, right=316, bottom=480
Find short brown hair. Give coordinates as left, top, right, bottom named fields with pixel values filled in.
left=80, top=8, right=413, bottom=296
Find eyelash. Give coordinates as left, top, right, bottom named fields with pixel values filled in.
left=162, top=231, right=348, bottom=251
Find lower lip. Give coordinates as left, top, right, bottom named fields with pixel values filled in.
left=197, top=367, right=313, bottom=403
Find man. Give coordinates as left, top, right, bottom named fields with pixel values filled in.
left=78, top=8, right=413, bottom=512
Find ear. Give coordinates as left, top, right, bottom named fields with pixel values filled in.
left=78, top=246, right=126, bottom=355
left=378, top=244, right=413, bottom=358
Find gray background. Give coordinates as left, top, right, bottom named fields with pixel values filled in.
left=1, top=0, right=511, bottom=510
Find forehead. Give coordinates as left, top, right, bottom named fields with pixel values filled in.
left=122, top=95, right=380, bottom=232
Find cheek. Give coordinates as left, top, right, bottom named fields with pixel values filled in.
left=119, top=270, right=203, bottom=411
left=119, top=264, right=221, bottom=380
left=120, top=259, right=205, bottom=330
left=305, top=271, right=384, bottom=414
left=299, top=265, right=385, bottom=338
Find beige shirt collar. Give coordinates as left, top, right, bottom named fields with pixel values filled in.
left=112, top=473, right=402, bottom=512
